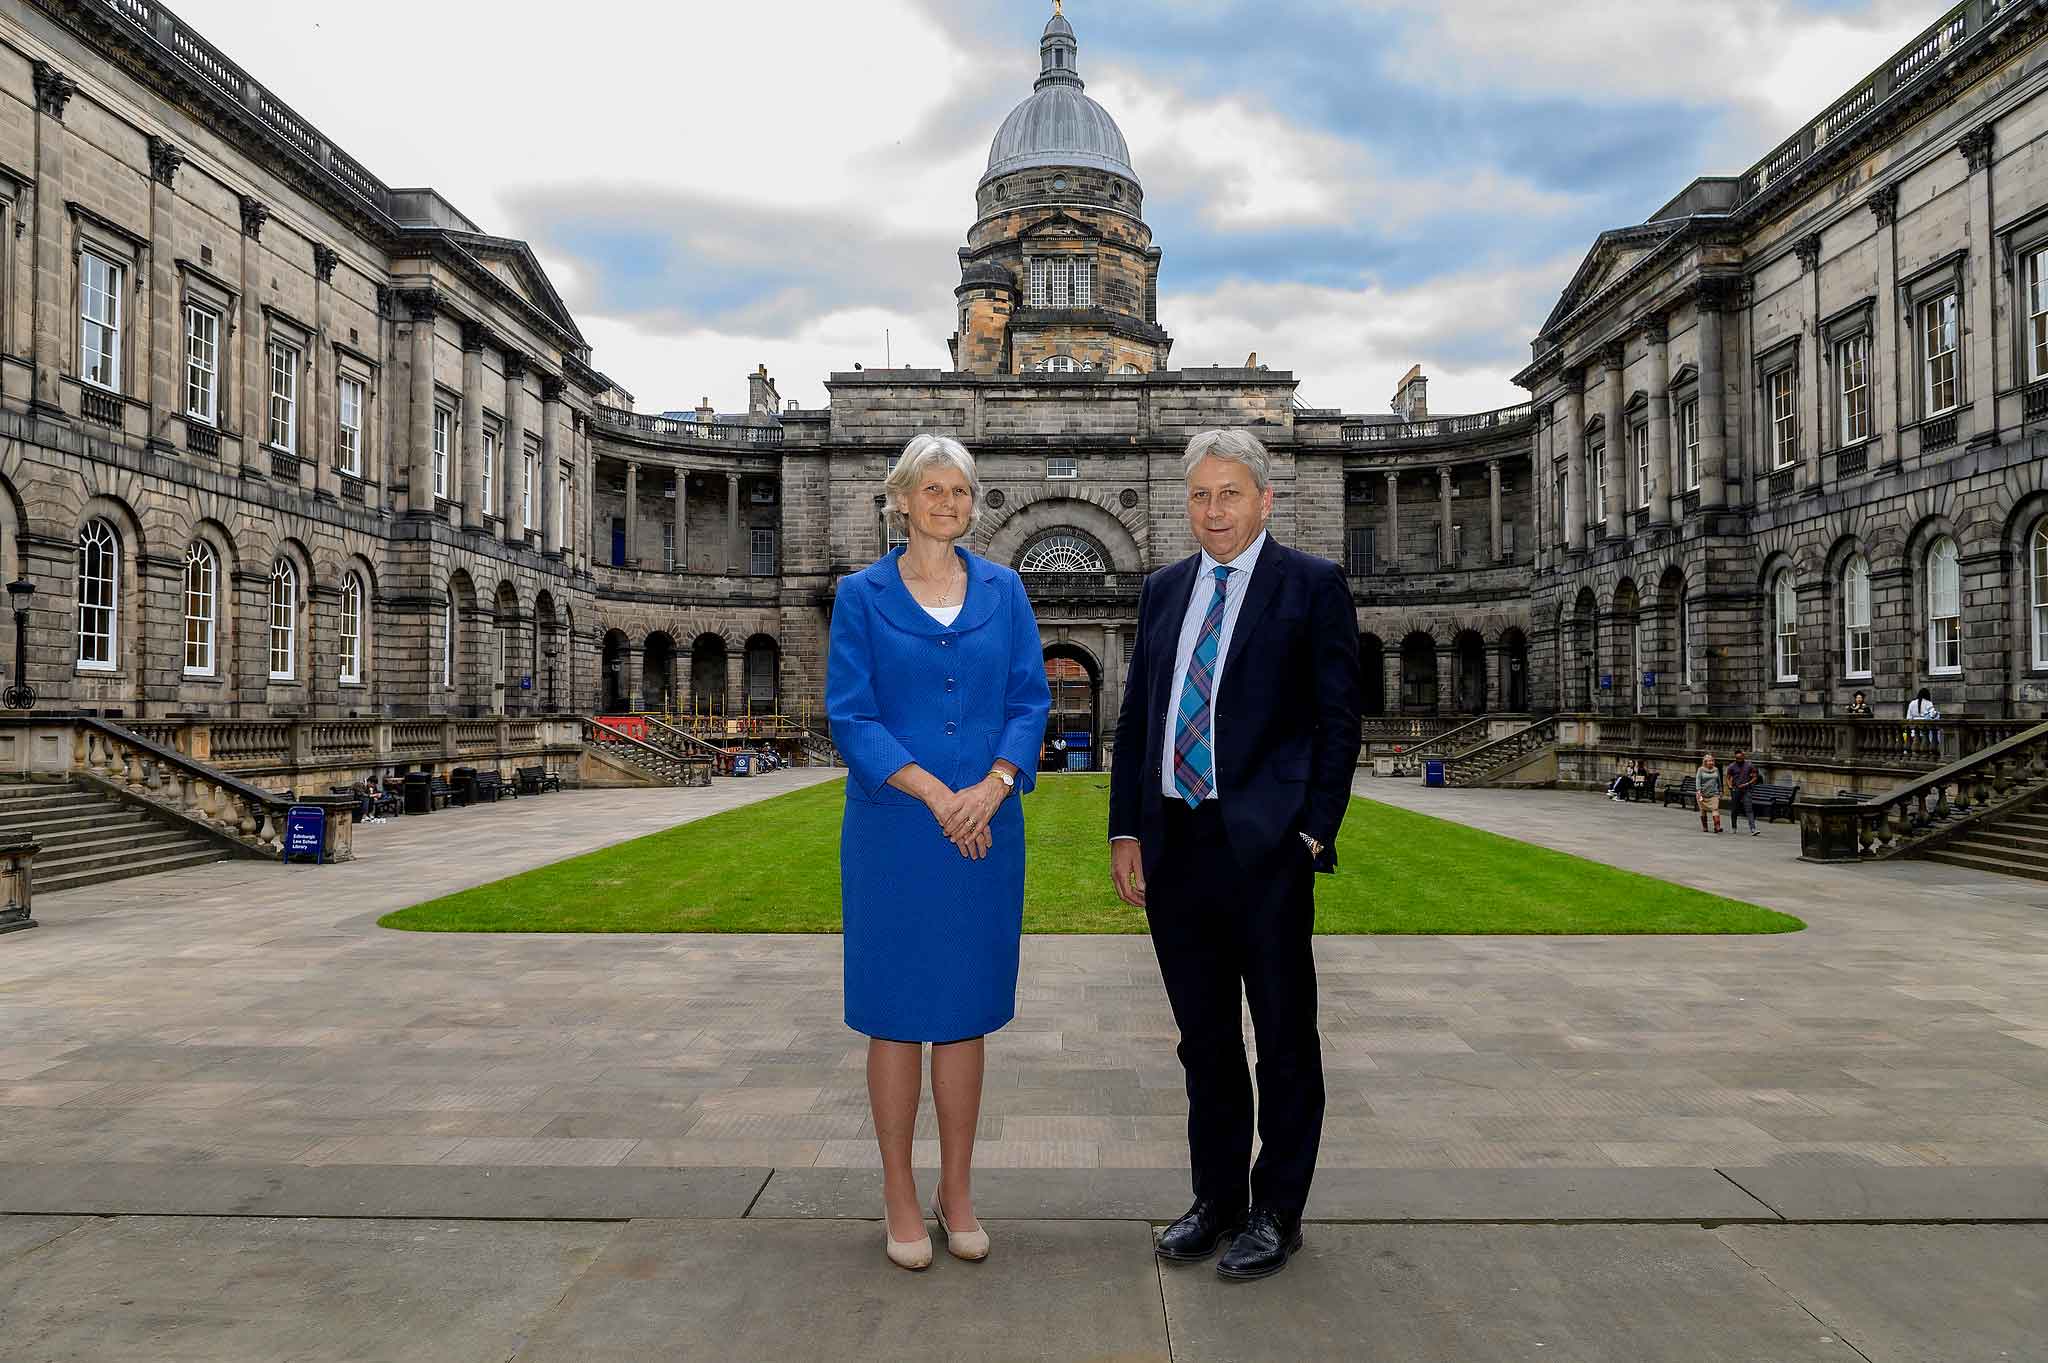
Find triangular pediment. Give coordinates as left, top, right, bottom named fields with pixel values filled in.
left=442, top=231, right=585, bottom=345
left=1019, top=211, right=1105, bottom=246
left=1539, top=224, right=1682, bottom=337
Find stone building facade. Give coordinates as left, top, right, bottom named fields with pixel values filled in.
left=6, top=0, right=2041, bottom=777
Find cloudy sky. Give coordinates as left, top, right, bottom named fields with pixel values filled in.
left=180, top=0, right=1938, bottom=416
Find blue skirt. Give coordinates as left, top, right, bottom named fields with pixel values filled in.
left=841, top=794, right=1025, bottom=1042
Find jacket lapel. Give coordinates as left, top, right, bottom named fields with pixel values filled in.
left=1148, top=555, right=1201, bottom=716
left=868, top=546, right=1001, bottom=637
left=1220, top=540, right=1289, bottom=681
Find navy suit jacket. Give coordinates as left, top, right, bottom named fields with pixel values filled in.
left=1109, top=539, right=1363, bottom=878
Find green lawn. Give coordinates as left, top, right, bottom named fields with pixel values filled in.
left=379, top=776, right=1802, bottom=936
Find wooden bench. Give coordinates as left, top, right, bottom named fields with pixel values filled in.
left=516, top=764, right=562, bottom=796
left=1662, top=775, right=1697, bottom=809
left=1628, top=771, right=1661, bottom=804
left=1749, top=782, right=1801, bottom=823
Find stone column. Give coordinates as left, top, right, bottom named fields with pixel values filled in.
left=1563, top=372, right=1587, bottom=551
left=239, top=196, right=270, bottom=474
left=684, top=464, right=700, bottom=564
left=311, top=244, right=337, bottom=501
left=726, top=472, right=742, bottom=574
left=501, top=355, right=527, bottom=539
left=28, top=62, right=75, bottom=419
left=725, top=645, right=745, bottom=715
left=1487, top=458, right=1503, bottom=562
left=145, top=137, right=183, bottom=450
left=1437, top=467, right=1453, bottom=568
left=458, top=323, right=487, bottom=529
left=1697, top=287, right=1730, bottom=509
left=541, top=377, right=565, bottom=555
left=1798, top=234, right=1825, bottom=495
left=624, top=461, right=640, bottom=568
left=1959, top=125, right=1997, bottom=445
left=404, top=289, right=436, bottom=515
left=1531, top=411, right=1548, bottom=569
left=1867, top=187, right=1900, bottom=455
left=1601, top=342, right=1626, bottom=533
left=1645, top=316, right=1673, bottom=526
left=1382, top=471, right=1399, bottom=572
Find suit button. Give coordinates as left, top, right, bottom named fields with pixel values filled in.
left=945, top=722, right=957, bottom=735
left=945, top=678, right=956, bottom=691
left=941, top=639, right=951, bottom=648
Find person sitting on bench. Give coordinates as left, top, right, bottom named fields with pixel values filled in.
left=1607, top=759, right=1644, bottom=802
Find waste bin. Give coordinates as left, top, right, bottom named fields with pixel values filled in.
left=1424, top=760, right=1446, bottom=788
left=449, top=766, right=478, bottom=807
left=403, top=770, right=433, bottom=815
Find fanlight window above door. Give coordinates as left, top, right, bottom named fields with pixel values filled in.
left=1020, top=534, right=1107, bottom=574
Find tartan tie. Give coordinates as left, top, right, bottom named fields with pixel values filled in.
left=1172, top=565, right=1234, bottom=807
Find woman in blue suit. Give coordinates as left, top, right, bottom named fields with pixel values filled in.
left=827, top=433, right=1051, bottom=1271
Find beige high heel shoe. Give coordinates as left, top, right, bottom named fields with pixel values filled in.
left=884, top=1208, right=932, bottom=1271
left=932, top=1190, right=991, bottom=1262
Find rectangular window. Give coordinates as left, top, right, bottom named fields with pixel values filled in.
left=1632, top=424, right=1650, bottom=508
left=432, top=407, right=451, bottom=499
left=1769, top=368, right=1797, bottom=470
left=1592, top=443, right=1607, bottom=523
left=1451, top=523, right=1465, bottom=565
left=337, top=376, right=364, bottom=475
left=267, top=341, right=300, bottom=453
left=79, top=252, right=122, bottom=391
left=1343, top=526, right=1375, bottom=576
left=521, top=439, right=538, bottom=530
left=1836, top=336, right=1869, bottom=445
left=750, top=528, right=777, bottom=577
left=1029, top=258, right=1048, bottom=307
left=1845, top=568, right=1872, bottom=679
left=1503, top=521, right=1517, bottom=559
left=1046, top=457, right=1078, bottom=480
left=481, top=425, right=499, bottom=514
left=2029, top=247, right=2048, bottom=384
left=1922, top=293, right=1959, bottom=415
left=557, top=471, right=568, bottom=547
left=1553, top=467, right=1567, bottom=544
left=184, top=304, right=218, bottom=423
left=1049, top=259, right=1073, bottom=308
left=662, top=521, right=676, bottom=572
left=1073, top=259, right=1094, bottom=308
left=1680, top=398, right=1700, bottom=490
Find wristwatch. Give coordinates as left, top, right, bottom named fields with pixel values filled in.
left=1299, top=832, right=1324, bottom=858
left=988, top=768, right=1015, bottom=791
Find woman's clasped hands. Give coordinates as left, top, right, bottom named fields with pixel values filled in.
left=927, top=775, right=1007, bottom=860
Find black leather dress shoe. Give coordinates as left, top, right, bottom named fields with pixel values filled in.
left=1154, top=1199, right=1247, bottom=1263
left=1216, top=1205, right=1302, bottom=1281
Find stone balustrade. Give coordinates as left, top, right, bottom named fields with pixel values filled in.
left=0, top=832, right=38, bottom=935
left=1445, top=715, right=1560, bottom=786
left=1799, top=719, right=2048, bottom=863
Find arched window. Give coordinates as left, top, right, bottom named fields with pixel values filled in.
left=339, top=572, right=364, bottom=684
left=1772, top=572, right=1798, bottom=682
left=1045, top=355, right=1079, bottom=373
left=77, top=518, right=118, bottom=671
left=1019, top=533, right=1107, bottom=575
left=183, top=541, right=216, bottom=677
left=2033, top=524, right=2048, bottom=670
left=1843, top=555, right=1871, bottom=679
left=1928, top=536, right=1961, bottom=674
left=268, top=558, right=297, bottom=680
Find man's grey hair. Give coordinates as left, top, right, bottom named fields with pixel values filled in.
left=1181, top=428, right=1271, bottom=491
left=884, top=433, right=982, bottom=534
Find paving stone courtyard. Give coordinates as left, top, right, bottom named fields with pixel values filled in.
left=0, top=770, right=2042, bottom=1360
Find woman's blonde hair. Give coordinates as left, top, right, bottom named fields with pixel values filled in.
left=884, top=433, right=982, bottom=535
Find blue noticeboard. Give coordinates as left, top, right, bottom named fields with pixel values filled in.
left=284, top=805, right=326, bottom=865
left=1065, top=751, right=1089, bottom=771
left=520, top=676, right=533, bottom=690
left=1600, top=674, right=1613, bottom=690
left=1065, top=731, right=1092, bottom=750
left=730, top=753, right=753, bottom=777
left=1424, top=760, right=1446, bottom=788
left=1643, top=671, right=1657, bottom=687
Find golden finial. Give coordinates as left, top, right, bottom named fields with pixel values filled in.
left=1053, top=0, right=1062, bottom=15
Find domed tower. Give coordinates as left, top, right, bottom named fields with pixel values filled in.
left=950, top=2, right=1171, bottom=377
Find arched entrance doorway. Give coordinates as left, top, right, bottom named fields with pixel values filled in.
left=600, top=629, right=629, bottom=713
left=642, top=632, right=677, bottom=714
left=1359, top=633, right=1385, bottom=717
left=1452, top=629, right=1487, bottom=715
left=1042, top=644, right=1100, bottom=772
left=1571, top=587, right=1598, bottom=711
left=1399, top=632, right=1438, bottom=714
left=690, top=634, right=727, bottom=715
left=744, top=634, right=780, bottom=711
left=1612, top=579, right=1641, bottom=714
left=1501, top=628, right=1530, bottom=712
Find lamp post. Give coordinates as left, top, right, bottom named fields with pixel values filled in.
left=544, top=646, right=558, bottom=714
left=3, top=579, right=34, bottom=711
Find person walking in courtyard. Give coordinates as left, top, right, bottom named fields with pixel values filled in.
left=826, top=433, right=1052, bottom=1272
left=1108, top=428, right=1363, bottom=1282
left=1695, top=751, right=1724, bottom=834
left=1726, top=750, right=1762, bottom=836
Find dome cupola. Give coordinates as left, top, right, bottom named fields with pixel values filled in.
left=982, top=2, right=1136, bottom=188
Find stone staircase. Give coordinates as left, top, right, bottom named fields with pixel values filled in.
left=1917, top=799, right=2048, bottom=882
left=0, top=779, right=232, bottom=894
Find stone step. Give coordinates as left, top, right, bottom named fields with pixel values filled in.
left=37, top=836, right=226, bottom=883
left=29, top=823, right=198, bottom=855
left=0, top=791, right=109, bottom=815
left=1919, top=848, right=2048, bottom=883
left=38, top=845, right=233, bottom=896
left=1996, top=814, right=2048, bottom=835
left=0, top=807, right=150, bottom=836
left=1956, top=827, right=2048, bottom=856
left=1936, top=837, right=2048, bottom=872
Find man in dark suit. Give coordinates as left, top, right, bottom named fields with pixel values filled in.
left=1109, top=427, right=1362, bottom=1282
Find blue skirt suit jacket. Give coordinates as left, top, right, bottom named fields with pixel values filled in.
left=826, top=546, right=1052, bottom=1042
